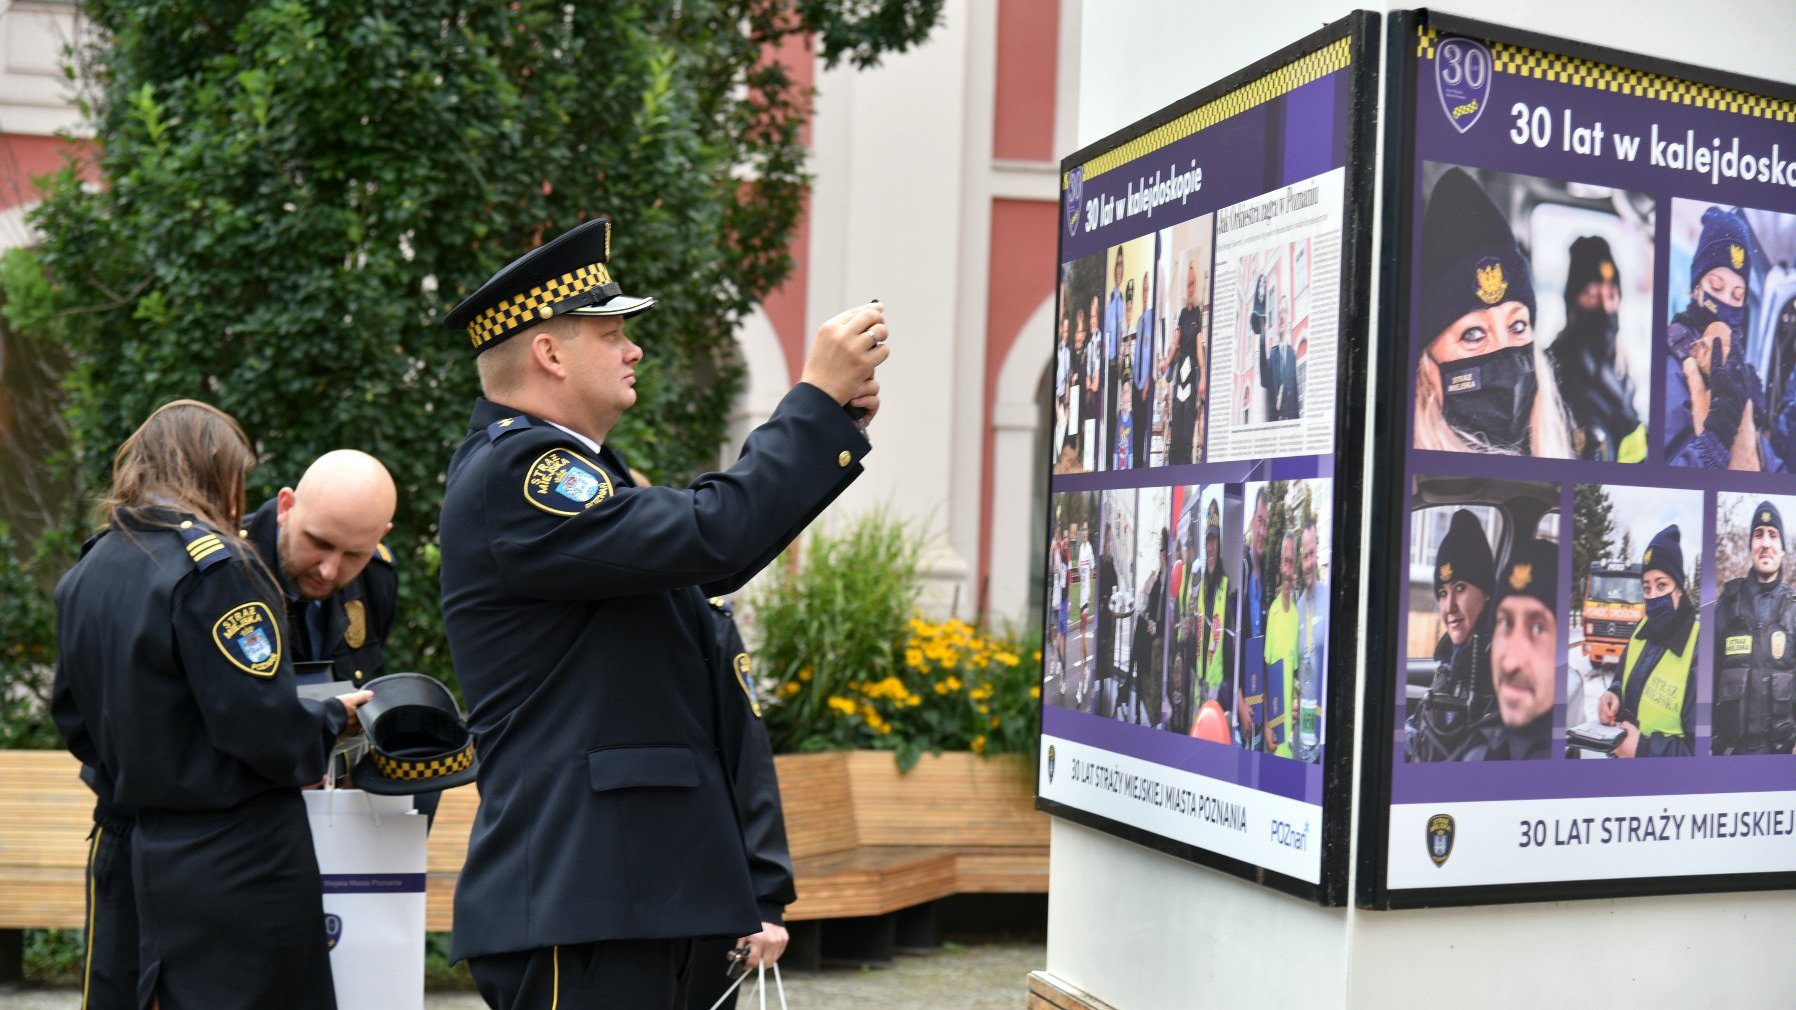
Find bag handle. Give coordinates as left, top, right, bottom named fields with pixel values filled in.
left=705, top=960, right=786, bottom=1010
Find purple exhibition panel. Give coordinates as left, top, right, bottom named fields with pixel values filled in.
left=1038, top=14, right=1377, bottom=903
left=1370, top=12, right=1796, bottom=905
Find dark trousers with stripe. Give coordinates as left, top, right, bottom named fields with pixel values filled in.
left=81, top=805, right=139, bottom=1010
left=470, top=939, right=697, bottom=1010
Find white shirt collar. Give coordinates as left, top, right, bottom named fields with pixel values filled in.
left=544, top=419, right=604, bottom=457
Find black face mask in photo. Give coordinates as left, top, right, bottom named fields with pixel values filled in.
left=1435, top=344, right=1537, bottom=453
left=1567, top=307, right=1620, bottom=355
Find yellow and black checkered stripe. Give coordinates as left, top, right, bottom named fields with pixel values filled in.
left=370, top=741, right=475, bottom=782
left=1418, top=26, right=1796, bottom=123
left=186, top=532, right=227, bottom=565
left=1067, top=37, right=1353, bottom=186
left=467, top=262, right=613, bottom=350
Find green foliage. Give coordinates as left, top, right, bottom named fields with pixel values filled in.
left=750, top=513, right=1042, bottom=771
left=1, top=1, right=942, bottom=693
left=424, top=931, right=474, bottom=990
left=23, top=927, right=83, bottom=985
left=0, top=522, right=75, bottom=748
left=752, top=510, right=922, bottom=753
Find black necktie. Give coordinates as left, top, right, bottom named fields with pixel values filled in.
left=305, top=599, right=329, bottom=660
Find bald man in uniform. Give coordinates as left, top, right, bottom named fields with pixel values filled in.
left=242, top=449, right=400, bottom=690
left=72, top=449, right=397, bottom=1010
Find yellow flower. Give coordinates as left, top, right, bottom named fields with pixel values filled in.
left=798, top=666, right=813, bottom=682
left=933, top=681, right=950, bottom=695
left=978, top=704, right=989, bottom=715
left=944, top=676, right=963, bottom=692
left=1030, top=685, right=1041, bottom=699
left=780, top=681, right=802, bottom=697
left=990, top=715, right=1001, bottom=728
left=905, top=693, right=922, bottom=707
left=971, top=735, right=987, bottom=754
left=827, top=696, right=856, bottom=716
left=970, top=683, right=994, bottom=701
left=905, top=647, right=925, bottom=669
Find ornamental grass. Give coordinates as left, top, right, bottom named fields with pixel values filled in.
left=750, top=512, right=1041, bottom=771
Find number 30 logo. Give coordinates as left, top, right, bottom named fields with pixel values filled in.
left=1434, top=37, right=1492, bottom=135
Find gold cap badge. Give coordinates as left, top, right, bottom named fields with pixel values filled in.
left=1439, top=563, right=1453, bottom=582
left=1731, top=244, right=1746, bottom=270
left=1508, top=563, right=1533, bottom=591
left=1644, top=548, right=1654, bottom=566
left=1475, top=258, right=1508, bottom=305
left=1599, top=262, right=1615, bottom=282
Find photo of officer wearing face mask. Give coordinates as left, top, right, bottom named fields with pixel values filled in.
left=1597, top=524, right=1700, bottom=758
left=1664, top=203, right=1783, bottom=471
left=1547, top=236, right=1647, bottom=462
left=1412, top=166, right=1575, bottom=457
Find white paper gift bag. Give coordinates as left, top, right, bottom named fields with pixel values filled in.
left=305, top=789, right=428, bottom=1010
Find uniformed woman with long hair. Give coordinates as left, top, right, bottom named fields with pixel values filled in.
left=1412, top=167, right=1574, bottom=458
left=1598, top=524, right=1699, bottom=757
left=52, top=399, right=371, bottom=1010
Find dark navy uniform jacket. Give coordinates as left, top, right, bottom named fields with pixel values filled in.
left=439, top=383, right=864, bottom=961
left=243, top=496, right=399, bottom=687
left=704, top=598, right=796, bottom=921
left=52, top=512, right=349, bottom=813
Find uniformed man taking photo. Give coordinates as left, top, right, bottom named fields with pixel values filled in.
left=437, top=216, right=886, bottom=1008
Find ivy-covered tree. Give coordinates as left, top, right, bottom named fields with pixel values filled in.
left=0, top=0, right=942, bottom=725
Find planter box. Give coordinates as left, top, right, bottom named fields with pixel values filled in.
left=774, top=750, right=1048, bottom=920
left=775, top=750, right=1045, bottom=853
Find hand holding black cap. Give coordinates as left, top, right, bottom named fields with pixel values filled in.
left=351, top=672, right=479, bottom=794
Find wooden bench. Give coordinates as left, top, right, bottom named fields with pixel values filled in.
left=2, top=748, right=1047, bottom=969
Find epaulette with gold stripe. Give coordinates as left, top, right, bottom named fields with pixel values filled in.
left=374, top=542, right=395, bottom=567
left=486, top=413, right=535, bottom=442
left=175, top=519, right=232, bottom=572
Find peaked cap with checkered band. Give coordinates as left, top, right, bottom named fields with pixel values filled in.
left=445, top=217, right=657, bottom=354
left=351, top=672, right=480, bottom=794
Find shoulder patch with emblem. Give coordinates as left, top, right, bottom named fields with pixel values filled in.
left=373, top=542, right=394, bottom=567
left=486, top=414, right=535, bottom=442
left=176, top=519, right=233, bottom=572
left=213, top=601, right=283, bottom=677
left=733, top=652, right=763, bottom=718
left=523, top=447, right=615, bottom=516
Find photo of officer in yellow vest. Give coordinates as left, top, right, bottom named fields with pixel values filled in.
left=1596, top=524, right=1701, bottom=757
left=1711, top=493, right=1796, bottom=755
left=1564, top=484, right=1704, bottom=758
left=1241, top=478, right=1331, bottom=762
